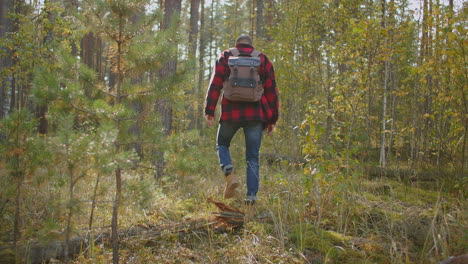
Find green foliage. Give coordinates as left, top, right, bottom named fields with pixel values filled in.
left=166, top=130, right=214, bottom=178
left=0, top=110, right=48, bottom=182
left=0, top=110, right=53, bottom=243
left=124, top=177, right=155, bottom=209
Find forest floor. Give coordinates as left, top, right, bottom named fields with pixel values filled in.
left=0, top=135, right=466, bottom=264
left=63, top=165, right=466, bottom=264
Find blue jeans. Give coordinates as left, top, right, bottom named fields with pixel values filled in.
left=216, top=121, right=263, bottom=200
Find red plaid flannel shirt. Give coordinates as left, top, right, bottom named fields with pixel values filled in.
left=204, top=44, right=279, bottom=127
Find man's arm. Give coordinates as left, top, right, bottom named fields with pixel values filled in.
left=263, top=55, right=279, bottom=129
left=204, top=52, right=228, bottom=120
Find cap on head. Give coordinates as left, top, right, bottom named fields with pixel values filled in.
left=236, top=35, right=253, bottom=45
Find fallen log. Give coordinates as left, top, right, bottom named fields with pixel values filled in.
left=207, top=198, right=246, bottom=230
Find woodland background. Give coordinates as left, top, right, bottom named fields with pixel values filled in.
left=0, top=0, right=466, bottom=263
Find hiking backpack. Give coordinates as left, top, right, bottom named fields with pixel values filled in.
left=223, top=48, right=263, bottom=102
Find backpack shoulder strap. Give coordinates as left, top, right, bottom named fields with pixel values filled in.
left=229, top=48, right=240, bottom=57
left=250, top=50, right=261, bottom=57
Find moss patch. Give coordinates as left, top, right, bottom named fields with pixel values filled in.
left=290, top=224, right=378, bottom=263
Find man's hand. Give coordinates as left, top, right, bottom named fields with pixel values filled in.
left=266, top=124, right=275, bottom=136
left=205, top=115, right=215, bottom=127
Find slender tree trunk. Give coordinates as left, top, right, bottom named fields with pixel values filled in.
left=0, top=0, right=15, bottom=118
left=346, top=111, right=356, bottom=178
left=256, top=0, right=264, bottom=40
left=208, top=0, right=215, bottom=81
left=460, top=54, right=468, bottom=175
left=325, top=52, right=332, bottom=148
left=87, top=173, right=101, bottom=258
left=81, top=34, right=95, bottom=75
left=64, top=163, right=74, bottom=264
left=412, top=0, right=430, bottom=169
left=366, top=0, right=374, bottom=157
left=379, top=0, right=388, bottom=168
left=36, top=0, right=60, bottom=133
left=13, top=174, right=21, bottom=249
left=159, top=0, right=181, bottom=134
left=129, top=11, right=145, bottom=157
left=249, top=0, right=255, bottom=37
left=111, top=10, right=125, bottom=264
left=265, top=0, right=275, bottom=41
left=197, top=0, right=205, bottom=132
left=460, top=20, right=468, bottom=176
left=13, top=112, right=23, bottom=254
left=422, top=0, right=434, bottom=164
left=434, top=0, right=442, bottom=168
left=8, top=0, right=21, bottom=113
left=97, top=38, right=104, bottom=81
left=111, top=167, right=122, bottom=264
left=9, top=2, right=23, bottom=254
left=462, top=119, right=467, bottom=175
left=65, top=0, right=79, bottom=55
left=234, top=0, right=239, bottom=37
left=387, top=82, right=396, bottom=161
left=14, top=179, right=21, bottom=251
left=414, top=0, right=429, bottom=167
left=189, top=0, right=200, bottom=59
left=189, top=0, right=200, bottom=130
left=386, top=0, right=396, bottom=162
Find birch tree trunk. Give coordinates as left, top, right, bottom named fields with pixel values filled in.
left=379, top=0, right=388, bottom=168
left=207, top=0, right=215, bottom=80
left=386, top=0, right=396, bottom=163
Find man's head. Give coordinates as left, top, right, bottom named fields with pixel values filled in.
left=236, top=35, right=253, bottom=45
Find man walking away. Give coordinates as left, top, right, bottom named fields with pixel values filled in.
left=204, top=35, right=279, bottom=204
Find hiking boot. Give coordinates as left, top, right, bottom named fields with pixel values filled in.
left=245, top=195, right=257, bottom=205
left=223, top=173, right=239, bottom=199
left=244, top=199, right=255, bottom=205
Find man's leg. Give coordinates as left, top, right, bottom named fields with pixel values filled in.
left=216, top=121, right=241, bottom=175
left=243, top=121, right=263, bottom=202
left=217, top=121, right=242, bottom=198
